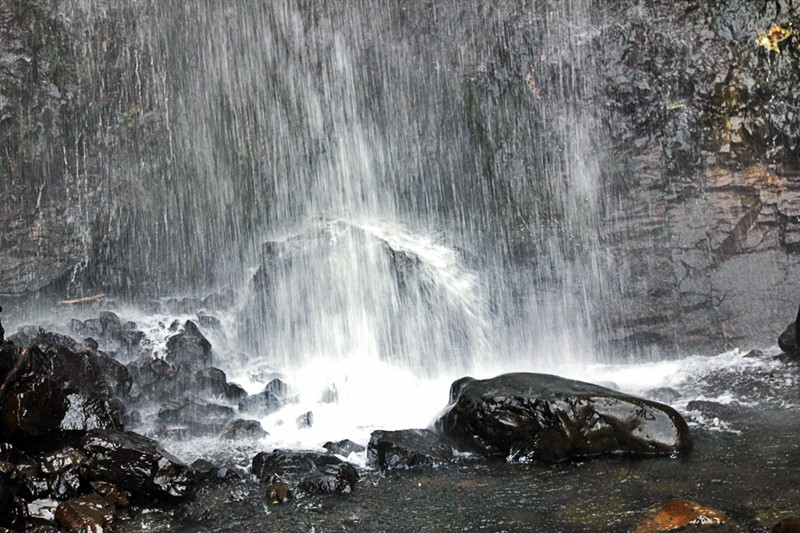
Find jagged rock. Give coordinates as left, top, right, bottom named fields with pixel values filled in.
left=367, top=429, right=453, bottom=470
left=0, top=375, right=67, bottom=438
left=127, top=358, right=193, bottom=403
left=55, top=493, right=115, bottom=533
left=39, top=447, right=86, bottom=500
left=61, top=394, right=125, bottom=431
left=265, top=482, right=292, bottom=505
left=27, top=331, right=131, bottom=398
left=435, top=373, right=693, bottom=462
left=635, top=499, right=728, bottom=533
left=323, top=439, right=365, bottom=456
left=27, top=498, right=59, bottom=524
left=165, top=321, right=213, bottom=367
left=225, top=383, right=248, bottom=402
left=16, top=463, right=49, bottom=500
left=296, top=411, right=313, bottom=429
left=251, top=450, right=342, bottom=483
left=221, top=419, right=268, bottom=440
left=80, top=429, right=195, bottom=501
left=157, top=396, right=234, bottom=435
left=778, top=305, right=800, bottom=355
left=238, top=389, right=282, bottom=415
left=194, top=367, right=228, bottom=396
left=298, top=463, right=359, bottom=495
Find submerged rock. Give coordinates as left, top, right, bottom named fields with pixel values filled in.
left=635, top=499, right=728, bottom=533
left=298, top=463, right=359, bottom=495
left=80, top=429, right=195, bottom=501
left=221, top=419, right=267, bottom=440
left=435, top=373, right=692, bottom=462
left=323, top=439, right=365, bottom=456
left=367, top=429, right=453, bottom=470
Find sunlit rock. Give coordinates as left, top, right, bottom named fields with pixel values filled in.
left=435, top=373, right=692, bottom=462
left=367, top=429, right=453, bottom=470
left=635, top=499, right=728, bottom=532
left=55, top=493, right=115, bottom=533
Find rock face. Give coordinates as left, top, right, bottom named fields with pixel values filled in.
left=435, top=374, right=692, bottom=462
left=80, top=429, right=195, bottom=501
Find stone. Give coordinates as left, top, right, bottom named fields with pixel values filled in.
left=367, top=429, right=453, bottom=470
left=27, top=498, right=59, bottom=524
left=778, top=307, right=800, bottom=355
left=157, top=396, right=234, bottom=435
left=221, top=419, right=268, bottom=440
left=225, top=383, right=248, bottom=402
left=194, top=367, right=228, bottom=396
left=298, top=463, right=359, bottom=495
left=0, top=462, right=15, bottom=527
left=55, top=493, right=115, bottom=533
left=263, top=378, right=289, bottom=399
left=238, top=389, right=282, bottom=415
left=80, top=429, right=195, bottom=500
left=435, top=373, right=693, bottom=462
left=296, top=411, right=313, bottom=429
left=39, top=447, right=87, bottom=500
left=89, top=481, right=129, bottom=507
left=686, top=400, right=744, bottom=421
left=251, top=450, right=342, bottom=483
left=0, top=375, right=67, bottom=438
left=635, top=499, right=728, bottom=532
left=323, top=439, right=365, bottom=456
left=774, top=517, right=800, bottom=533
left=60, top=394, right=125, bottom=431
left=165, top=320, right=213, bottom=367
left=265, top=482, right=292, bottom=505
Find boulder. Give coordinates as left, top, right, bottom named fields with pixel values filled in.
left=165, top=320, right=213, bottom=367
left=0, top=375, right=67, bottom=438
left=296, top=411, right=313, bottom=429
left=27, top=498, right=59, bottom=524
left=298, top=463, right=359, bottom=495
left=221, top=419, right=268, bottom=440
left=251, top=450, right=341, bottom=483
left=89, top=481, right=129, bottom=507
left=435, top=373, right=693, bottom=462
left=0, top=462, right=16, bottom=527
left=323, top=439, right=365, bottom=456
left=238, top=389, right=282, bottom=415
left=157, top=396, right=234, bottom=435
left=55, top=493, right=115, bottom=533
left=39, top=447, right=87, bottom=500
left=263, top=378, right=289, bottom=399
left=194, top=367, right=228, bottom=396
left=367, top=429, right=453, bottom=470
left=80, top=429, right=195, bottom=500
left=265, top=482, right=292, bottom=505
left=60, top=394, right=125, bottom=432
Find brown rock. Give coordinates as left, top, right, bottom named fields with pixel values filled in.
left=774, top=516, right=800, bottom=533
left=636, top=499, right=728, bottom=532
left=265, top=482, right=292, bottom=505
left=55, top=494, right=115, bottom=533
left=90, top=481, right=130, bottom=507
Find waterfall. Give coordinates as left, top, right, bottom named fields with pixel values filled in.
left=57, top=0, right=613, bottom=387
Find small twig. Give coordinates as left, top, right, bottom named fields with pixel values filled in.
left=58, top=293, right=107, bottom=305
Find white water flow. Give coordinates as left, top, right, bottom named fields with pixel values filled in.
left=56, top=1, right=622, bottom=450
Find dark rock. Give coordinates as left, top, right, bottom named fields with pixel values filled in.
left=61, top=394, right=125, bottom=431
left=17, top=463, right=50, bottom=500
left=80, top=429, right=195, bottom=501
left=778, top=305, right=800, bottom=355
left=265, top=482, right=292, bottom=505
left=435, top=373, right=693, bottom=462
left=157, top=396, right=234, bottom=435
left=55, top=493, right=115, bottom=533
left=238, top=389, right=282, bottom=415
left=165, top=321, right=213, bottom=367
left=298, top=463, right=358, bottom=495
left=774, top=516, right=800, bottom=533
left=686, top=400, right=745, bottom=421
left=0, top=375, right=67, bottom=438
left=251, top=450, right=341, bottom=483
left=126, top=358, right=192, bottom=403
left=39, top=447, right=87, bottom=500
left=194, top=367, right=228, bottom=397
left=89, top=481, right=129, bottom=507
left=221, top=419, right=267, bottom=440
left=225, top=383, right=248, bottom=402
left=190, top=459, right=223, bottom=484
left=27, top=332, right=132, bottom=398
left=323, top=439, right=365, bottom=456
left=0, top=462, right=16, bottom=527
left=264, top=378, right=289, bottom=399
left=296, top=411, right=313, bottom=429
left=367, top=429, right=453, bottom=470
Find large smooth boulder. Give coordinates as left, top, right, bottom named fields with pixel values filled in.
left=80, top=429, right=195, bottom=501
left=435, top=373, right=693, bottom=462
left=367, top=429, right=453, bottom=470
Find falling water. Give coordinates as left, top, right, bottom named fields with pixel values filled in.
left=44, top=0, right=619, bottom=445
